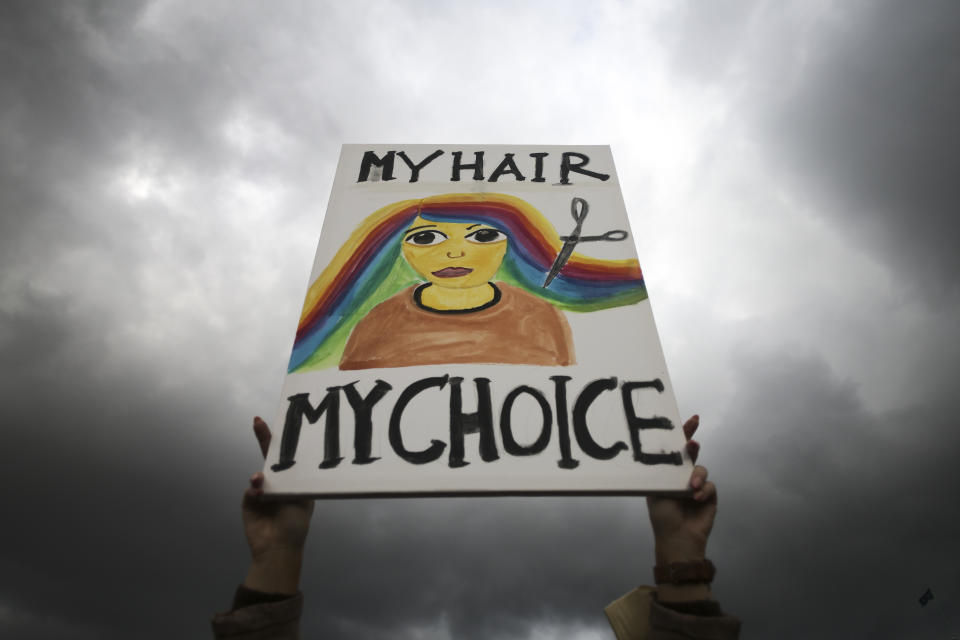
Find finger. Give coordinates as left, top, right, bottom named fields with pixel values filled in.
left=683, top=414, right=700, bottom=441
left=253, top=417, right=271, bottom=459
left=243, top=472, right=265, bottom=500
left=689, top=464, right=708, bottom=490
left=693, top=480, right=717, bottom=503
left=686, top=439, right=700, bottom=463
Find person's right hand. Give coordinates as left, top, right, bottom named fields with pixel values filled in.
left=241, top=417, right=314, bottom=594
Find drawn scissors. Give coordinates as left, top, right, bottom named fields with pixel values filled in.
left=543, top=197, right=628, bottom=288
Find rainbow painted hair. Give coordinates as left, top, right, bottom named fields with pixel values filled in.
left=289, top=193, right=647, bottom=371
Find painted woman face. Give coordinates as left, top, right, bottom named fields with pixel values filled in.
left=401, top=216, right=508, bottom=289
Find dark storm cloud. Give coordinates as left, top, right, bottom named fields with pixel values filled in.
left=297, top=496, right=653, bottom=639
left=0, top=2, right=307, bottom=637
left=663, top=0, right=960, bottom=296
left=654, top=10, right=960, bottom=633
left=659, top=4, right=960, bottom=631
left=0, top=293, right=242, bottom=637
left=761, top=1, right=960, bottom=297
left=709, top=347, right=960, bottom=638
left=0, top=0, right=235, bottom=286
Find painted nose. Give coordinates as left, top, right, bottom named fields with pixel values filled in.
left=446, top=250, right=465, bottom=258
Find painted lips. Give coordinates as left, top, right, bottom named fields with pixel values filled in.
left=432, top=267, right=474, bottom=278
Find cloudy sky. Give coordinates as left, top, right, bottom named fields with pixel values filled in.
left=2, top=0, right=959, bottom=638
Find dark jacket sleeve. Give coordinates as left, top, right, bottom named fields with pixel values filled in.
left=211, top=587, right=302, bottom=640
left=605, top=587, right=741, bottom=640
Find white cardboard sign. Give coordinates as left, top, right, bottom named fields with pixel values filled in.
left=264, top=145, right=692, bottom=496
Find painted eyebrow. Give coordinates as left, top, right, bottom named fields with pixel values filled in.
left=405, top=224, right=438, bottom=234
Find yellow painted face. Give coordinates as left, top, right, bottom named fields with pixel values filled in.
left=401, top=216, right=508, bottom=289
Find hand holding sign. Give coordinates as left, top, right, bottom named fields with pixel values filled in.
left=242, top=417, right=315, bottom=595
left=646, top=415, right=719, bottom=603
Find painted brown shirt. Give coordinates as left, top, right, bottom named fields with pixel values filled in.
left=339, top=283, right=575, bottom=370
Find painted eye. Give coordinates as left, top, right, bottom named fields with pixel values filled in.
left=465, top=228, right=507, bottom=244
left=404, top=230, right=448, bottom=246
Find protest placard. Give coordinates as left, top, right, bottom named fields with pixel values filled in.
left=264, top=145, right=692, bottom=496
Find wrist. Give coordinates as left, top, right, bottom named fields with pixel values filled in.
left=654, top=532, right=707, bottom=566
left=243, top=547, right=304, bottom=595
left=654, top=545, right=706, bottom=566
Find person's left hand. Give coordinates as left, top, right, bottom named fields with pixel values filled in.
left=241, top=417, right=314, bottom=594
